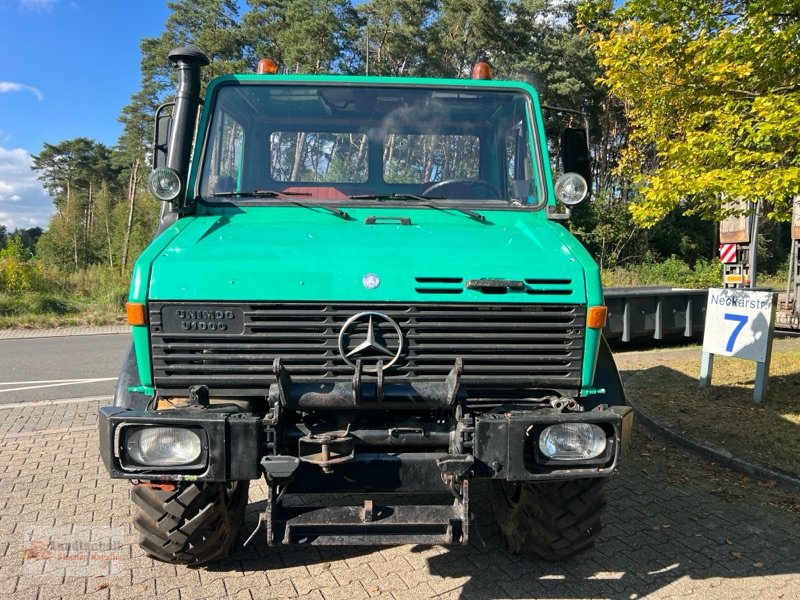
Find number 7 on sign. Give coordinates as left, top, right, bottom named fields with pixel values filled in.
left=723, top=313, right=748, bottom=352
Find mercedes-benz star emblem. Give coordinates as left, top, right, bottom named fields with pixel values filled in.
left=362, top=273, right=380, bottom=289
left=337, top=312, right=403, bottom=372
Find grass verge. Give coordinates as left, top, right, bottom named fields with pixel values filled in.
left=623, top=349, right=800, bottom=480
left=0, top=291, right=125, bottom=328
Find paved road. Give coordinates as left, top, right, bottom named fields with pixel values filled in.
left=0, top=333, right=129, bottom=405
left=0, top=334, right=798, bottom=598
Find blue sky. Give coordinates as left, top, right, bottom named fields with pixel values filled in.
left=0, top=0, right=171, bottom=230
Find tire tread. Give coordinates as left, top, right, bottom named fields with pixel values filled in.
left=131, top=481, right=248, bottom=565
left=490, top=478, right=607, bottom=560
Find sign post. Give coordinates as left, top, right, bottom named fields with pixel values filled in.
left=719, top=200, right=750, bottom=288
left=700, top=288, right=777, bottom=403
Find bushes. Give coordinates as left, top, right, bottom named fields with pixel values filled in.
left=0, top=239, right=129, bottom=327
left=603, top=256, right=722, bottom=288
left=0, top=237, right=43, bottom=293
left=633, top=256, right=722, bottom=288
left=65, top=264, right=130, bottom=309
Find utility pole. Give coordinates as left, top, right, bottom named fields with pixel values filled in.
left=749, top=199, right=761, bottom=288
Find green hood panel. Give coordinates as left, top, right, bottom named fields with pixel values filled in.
left=147, top=207, right=588, bottom=304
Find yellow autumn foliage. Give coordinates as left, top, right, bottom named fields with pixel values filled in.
left=580, top=0, right=800, bottom=226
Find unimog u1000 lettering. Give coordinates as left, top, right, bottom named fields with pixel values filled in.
left=99, top=47, right=632, bottom=565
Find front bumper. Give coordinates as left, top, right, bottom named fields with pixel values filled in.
left=98, top=405, right=633, bottom=484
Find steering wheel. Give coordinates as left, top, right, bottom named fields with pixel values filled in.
left=421, top=178, right=502, bottom=200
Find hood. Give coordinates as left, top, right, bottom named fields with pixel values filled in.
left=147, top=206, right=589, bottom=303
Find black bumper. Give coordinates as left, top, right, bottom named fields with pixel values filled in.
left=98, top=405, right=633, bottom=484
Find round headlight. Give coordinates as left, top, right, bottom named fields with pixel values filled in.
left=539, top=423, right=606, bottom=460
left=148, top=167, right=182, bottom=201
left=126, top=427, right=202, bottom=466
left=554, top=172, right=589, bottom=206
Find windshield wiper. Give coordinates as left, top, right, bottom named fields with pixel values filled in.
left=212, top=189, right=312, bottom=198
left=290, top=201, right=353, bottom=221
left=349, top=193, right=442, bottom=202
left=208, top=190, right=350, bottom=219
left=348, top=193, right=487, bottom=223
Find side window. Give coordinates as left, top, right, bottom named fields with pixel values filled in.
left=384, top=134, right=480, bottom=184
left=203, top=111, right=245, bottom=195
left=505, top=125, right=532, bottom=188
left=269, top=132, right=368, bottom=183
left=503, top=117, right=539, bottom=204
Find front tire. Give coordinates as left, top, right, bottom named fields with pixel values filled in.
left=131, top=481, right=249, bottom=565
left=489, top=478, right=606, bottom=560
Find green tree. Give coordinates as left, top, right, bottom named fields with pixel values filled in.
left=582, top=0, right=800, bottom=226
left=13, top=227, right=43, bottom=256
left=144, top=0, right=245, bottom=85
left=32, top=138, right=120, bottom=271
left=115, top=0, right=247, bottom=269
left=570, top=190, right=646, bottom=269
left=245, top=0, right=358, bottom=74
left=241, top=0, right=288, bottom=67
left=491, top=1, right=628, bottom=195
left=423, top=0, right=510, bottom=77
left=354, top=0, right=436, bottom=76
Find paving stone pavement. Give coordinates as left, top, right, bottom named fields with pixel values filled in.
left=1, top=396, right=799, bottom=600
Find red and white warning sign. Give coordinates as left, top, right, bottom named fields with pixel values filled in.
left=719, top=243, right=738, bottom=264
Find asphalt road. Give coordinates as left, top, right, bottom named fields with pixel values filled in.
left=0, top=333, right=129, bottom=405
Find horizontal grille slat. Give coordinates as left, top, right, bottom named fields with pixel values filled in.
left=149, top=302, right=585, bottom=396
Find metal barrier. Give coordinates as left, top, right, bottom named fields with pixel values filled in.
left=604, top=287, right=708, bottom=344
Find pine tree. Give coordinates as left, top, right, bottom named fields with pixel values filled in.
left=354, top=0, right=436, bottom=76
left=245, top=0, right=358, bottom=74
left=423, top=0, right=510, bottom=77
left=32, top=139, right=120, bottom=271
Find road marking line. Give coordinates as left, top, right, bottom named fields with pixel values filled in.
left=0, top=378, right=117, bottom=393
left=0, top=378, right=114, bottom=385
left=0, top=395, right=111, bottom=410
left=1, top=425, right=96, bottom=439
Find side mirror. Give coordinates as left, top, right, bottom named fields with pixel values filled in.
left=152, top=103, right=174, bottom=170
left=560, top=128, right=591, bottom=193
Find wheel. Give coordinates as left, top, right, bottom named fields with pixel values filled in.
left=421, top=178, right=502, bottom=200
left=131, top=481, right=249, bottom=565
left=489, top=478, right=606, bottom=560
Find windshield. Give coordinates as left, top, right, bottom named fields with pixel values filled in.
left=199, top=82, right=543, bottom=207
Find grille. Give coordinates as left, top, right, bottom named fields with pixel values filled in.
left=149, top=302, right=585, bottom=396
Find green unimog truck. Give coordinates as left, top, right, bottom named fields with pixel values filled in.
left=99, top=47, right=632, bottom=565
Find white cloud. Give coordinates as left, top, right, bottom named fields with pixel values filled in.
left=18, top=0, right=57, bottom=11
left=0, top=147, right=55, bottom=230
left=0, top=81, right=44, bottom=101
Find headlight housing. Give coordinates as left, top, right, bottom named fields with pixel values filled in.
left=538, top=423, right=607, bottom=461
left=121, top=426, right=205, bottom=469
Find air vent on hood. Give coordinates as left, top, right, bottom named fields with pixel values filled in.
left=415, top=277, right=575, bottom=296
left=524, top=278, right=574, bottom=296
left=415, top=277, right=464, bottom=295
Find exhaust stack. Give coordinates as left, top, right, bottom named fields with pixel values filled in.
left=167, top=47, right=209, bottom=199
